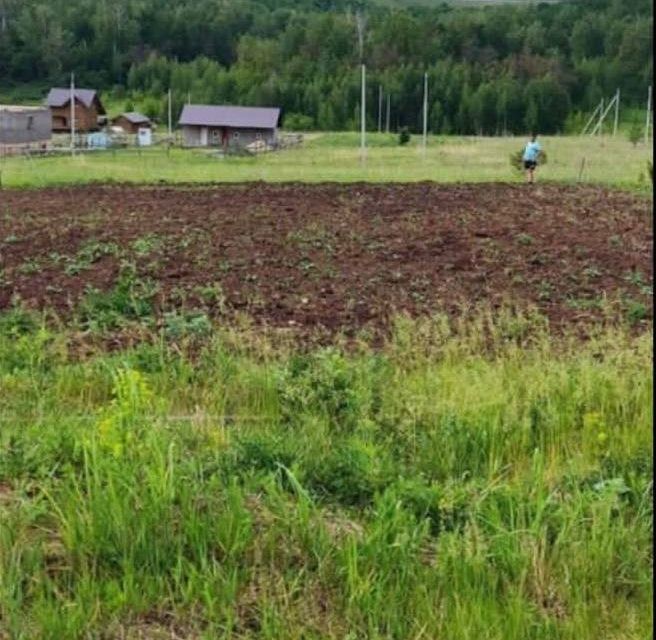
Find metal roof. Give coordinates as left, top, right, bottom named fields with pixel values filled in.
left=117, top=112, right=150, bottom=124
left=46, top=88, right=101, bottom=109
left=179, top=104, right=280, bottom=129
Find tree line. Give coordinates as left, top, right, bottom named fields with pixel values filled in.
left=0, top=0, right=652, bottom=134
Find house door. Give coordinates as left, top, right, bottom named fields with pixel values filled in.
left=200, top=127, right=208, bottom=146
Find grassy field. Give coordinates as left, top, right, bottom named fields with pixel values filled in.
left=1, top=133, right=652, bottom=189
left=0, top=308, right=652, bottom=639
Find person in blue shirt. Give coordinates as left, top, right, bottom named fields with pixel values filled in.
left=522, top=134, right=542, bottom=184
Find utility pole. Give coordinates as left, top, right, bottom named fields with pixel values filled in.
left=422, top=72, right=428, bottom=156
left=167, top=89, right=172, bottom=138
left=646, top=85, right=652, bottom=144
left=378, top=84, right=382, bottom=133
left=360, top=64, right=366, bottom=164
left=613, top=88, right=620, bottom=136
left=70, top=72, right=75, bottom=156
left=386, top=93, right=390, bottom=134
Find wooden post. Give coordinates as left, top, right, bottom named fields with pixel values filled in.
left=360, top=64, right=366, bottom=163
left=70, top=73, right=75, bottom=156
left=613, top=88, right=620, bottom=136
left=582, top=99, right=602, bottom=135
left=646, top=85, right=652, bottom=144
left=597, top=98, right=604, bottom=136
left=590, top=96, right=617, bottom=137
left=577, top=157, right=586, bottom=182
left=422, top=72, right=428, bottom=156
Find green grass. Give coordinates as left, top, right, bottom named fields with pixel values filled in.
left=0, top=305, right=652, bottom=639
left=1, top=133, right=652, bottom=189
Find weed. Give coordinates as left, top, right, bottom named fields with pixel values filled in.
left=162, top=310, right=213, bottom=338
left=537, top=280, right=553, bottom=301
left=131, top=234, right=162, bottom=257
left=16, top=258, right=41, bottom=275
left=65, top=241, right=119, bottom=275
left=515, top=233, right=534, bottom=246
left=624, top=299, right=648, bottom=324
left=78, top=262, right=157, bottom=330
left=583, top=265, right=602, bottom=279
left=193, top=283, right=227, bottom=310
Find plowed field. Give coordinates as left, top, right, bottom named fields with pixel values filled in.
left=0, top=183, right=652, bottom=334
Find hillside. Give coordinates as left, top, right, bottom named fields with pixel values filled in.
left=0, top=0, right=652, bottom=134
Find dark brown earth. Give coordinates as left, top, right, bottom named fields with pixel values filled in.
left=0, top=183, right=652, bottom=335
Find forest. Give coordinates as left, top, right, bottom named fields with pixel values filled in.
left=0, top=0, right=652, bottom=134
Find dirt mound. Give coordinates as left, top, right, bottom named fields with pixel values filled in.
left=0, top=183, right=652, bottom=334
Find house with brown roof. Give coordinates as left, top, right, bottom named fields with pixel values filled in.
left=112, top=112, right=152, bottom=134
left=46, top=88, right=106, bottom=133
left=179, top=105, right=280, bottom=149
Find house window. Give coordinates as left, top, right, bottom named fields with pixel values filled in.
left=255, top=132, right=262, bottom=140
left=211, top=129, right=221, bottom=143
left=232, top=131, right=240, bottom=139
left=27, top=116, right=34, bottom=130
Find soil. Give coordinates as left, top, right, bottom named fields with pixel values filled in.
left=0, top=183, right=652, bottom=336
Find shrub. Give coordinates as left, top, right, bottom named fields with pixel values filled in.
left=277, top=348, right=367, bottom=430
left=306, top=440, right=385, bottom=506
left=628, top=122, right=643, bottom=146
left=399, top=126, right=411, bottom=145
left=284, top=113, right=314, bottom=131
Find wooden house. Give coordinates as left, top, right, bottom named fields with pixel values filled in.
left=46, top=88, right=106, bottom=133
left=112, top=112, right=152, bottom=134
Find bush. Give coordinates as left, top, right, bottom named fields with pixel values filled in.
left=233, top=435, right=296, bottom=476
left=628, top=122, right=643, bottom=146
left=283, top=113, right=314, bottom=131
left=399, top=126, right=411, bottom=145
left=277, top=348, right=367, bottom=430
left=306, top=440, right=385, bottom=506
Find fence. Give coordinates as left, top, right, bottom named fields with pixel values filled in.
left=0, top=130, right=302, bottom=158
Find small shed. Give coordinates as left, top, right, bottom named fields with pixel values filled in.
left=46, top=88, right=106, bottom=133
left=0, top=105, right=52, bottom=147
left=179, top=105, right=280, bottom=149
left=112, top=112, right=152, bottom=134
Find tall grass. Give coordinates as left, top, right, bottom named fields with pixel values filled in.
left=0, top=308, right=651, bottom=639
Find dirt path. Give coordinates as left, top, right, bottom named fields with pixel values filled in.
left=0, top=183, right=652, bottom=335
